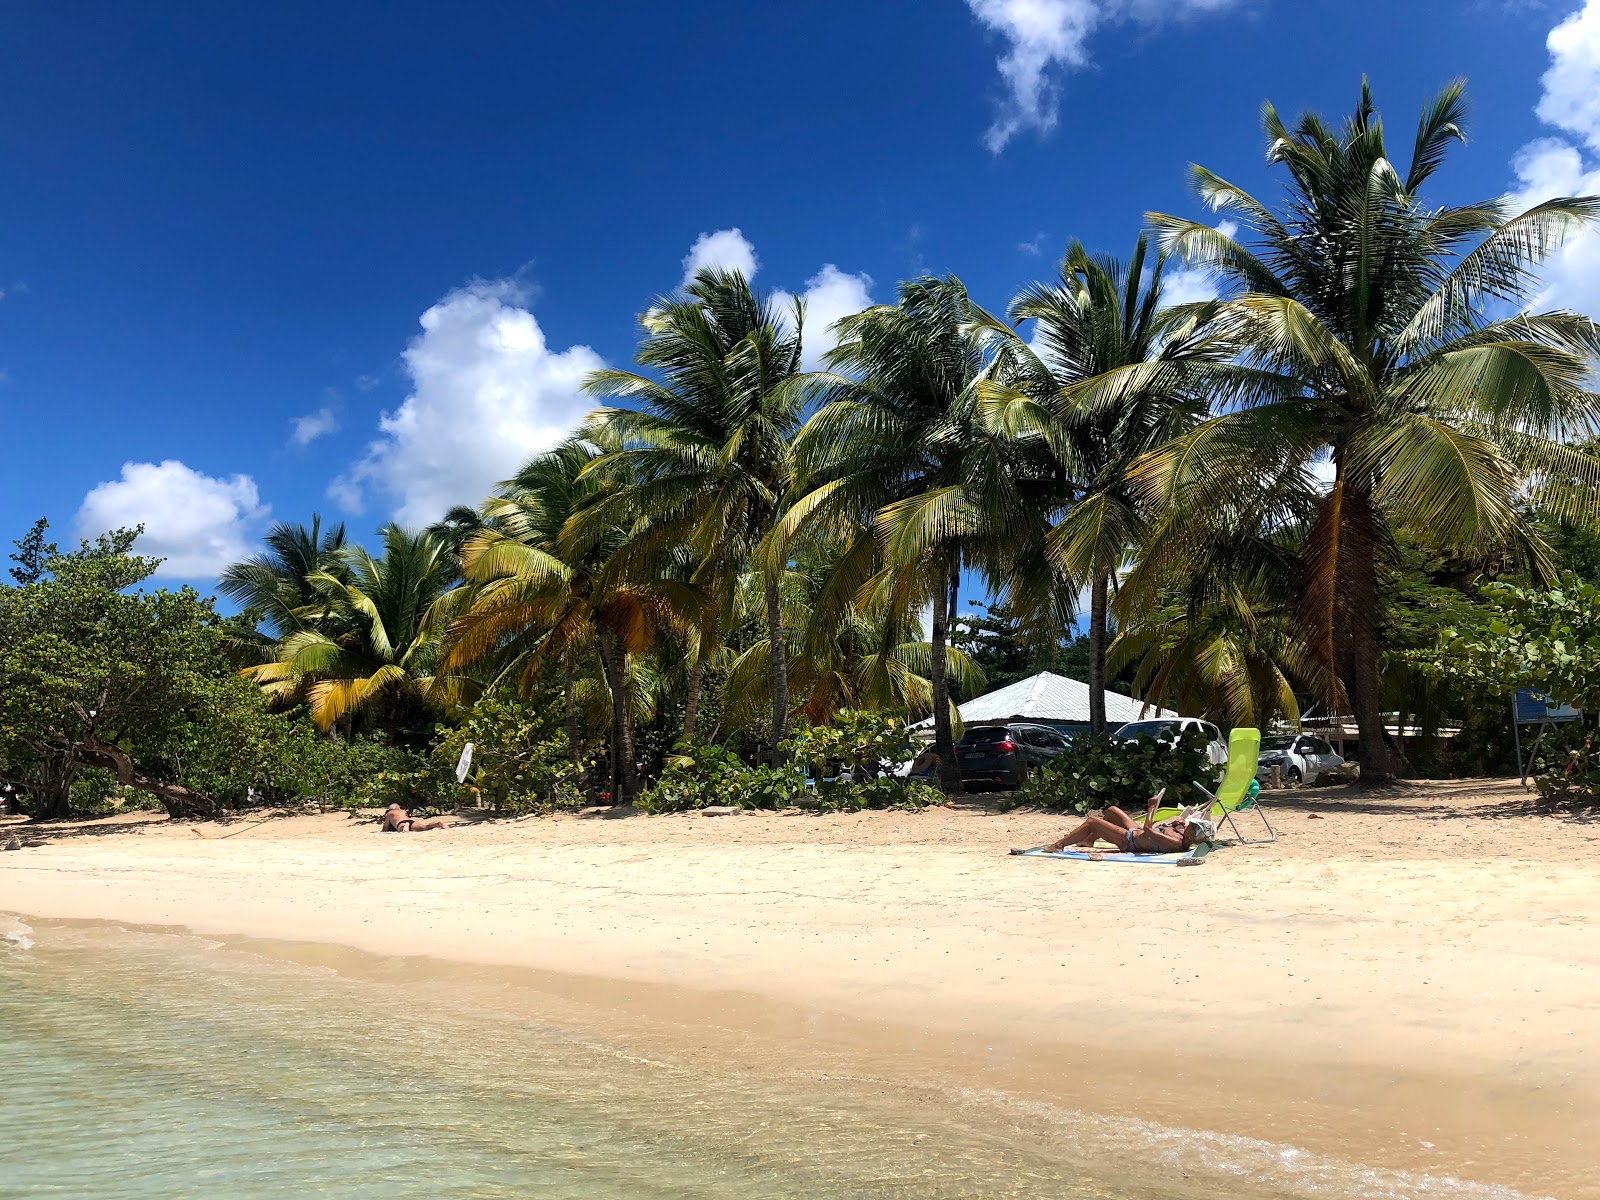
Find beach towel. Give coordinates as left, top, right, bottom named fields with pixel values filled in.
left=1012, top=841, right=1212, bottom=866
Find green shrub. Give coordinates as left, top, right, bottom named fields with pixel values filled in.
left=430, top=695, right=595, bottom=816
left=1530, top=722, right=1600, bottom=809
left=786, top=710, right=917, bottom=781
left=815, top=775, right=945, bottom=811
left=1006, top=727, right=1215, bottom=814
left=636, top=717, right=944, bottom=815
left=636, top=742, right=806, bottom=814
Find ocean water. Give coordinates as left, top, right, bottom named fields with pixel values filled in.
left=0, top=917, right=1550, bottom=1200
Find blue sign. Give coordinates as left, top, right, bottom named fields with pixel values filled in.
left=1514, top=687, right=1583, bottom=725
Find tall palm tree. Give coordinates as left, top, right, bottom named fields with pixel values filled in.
left=1143, top=80, right=1600, bottom=779
left=446, top=439, right=699, bottom=804
left=718, top=540, right=987, bottom=731
left=219, top=516, right=346, bottom=639
left=581, top=268, right=806, bottom=766
left=983, top=237, right=1222, bottom=732
left=244, top=525, right=462, bottom=734
left=788, top=277, right=1052, bottom=791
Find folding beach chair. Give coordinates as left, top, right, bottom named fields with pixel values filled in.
left=1147, top=727, right=1274, bottom=842
left=1199, top=728, right=1275, bottom=843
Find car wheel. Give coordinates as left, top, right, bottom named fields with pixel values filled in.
left=1287, top=766, right=1303, bottom=785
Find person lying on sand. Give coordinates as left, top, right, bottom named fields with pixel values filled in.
left=1034, top=791, right=1213, bottom=855
left=380, top=804, right=448, bottom=833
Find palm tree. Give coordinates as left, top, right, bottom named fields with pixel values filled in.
left=718, top=540, right=987, bottom=731
left=788, top=277, right=1052, bottom=791
left=983, top=237, right=1222, bottom=732
left=582, top=268, right=806, bottom=766
left=218, top=516, right=346, bottom=639
left=244, top=525, right=462, bottom=734
left=446, top=440, right=699, bottom=804
left=1143, top=80, right=1600, bottom=779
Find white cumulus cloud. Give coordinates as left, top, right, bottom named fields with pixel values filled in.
left=334, top=280, right=605, bottom=526
left=1507, top=0, right=1600, bottom=317
left=774, top=263, right=875, bottom=370
left=289, top=406, right=339, bottom=447
left=965, top=0, right=1241, bottom=153
left=681, top=227, right=759, bottom=286
left=75, top=460, right=269, bottom=579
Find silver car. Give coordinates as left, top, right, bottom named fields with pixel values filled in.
left=1256, top=734, right=1345, bottom=785
left=1112, top=718, right=1229, bottom=772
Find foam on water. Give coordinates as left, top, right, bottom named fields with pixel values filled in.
left=0, top=916, right=1555, bottom=1200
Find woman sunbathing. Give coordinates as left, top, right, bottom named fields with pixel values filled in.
left=380, top=804, right=448, bottom=833
left=1037, top=790, right=1213, bottom=854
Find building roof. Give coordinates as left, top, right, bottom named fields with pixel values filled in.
left=921, top=670, right=1174, bottom=728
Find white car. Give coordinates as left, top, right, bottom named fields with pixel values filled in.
left=1256, top=734, right=1344, bottom=786
left=1112, top=718, right=1229, bottom=773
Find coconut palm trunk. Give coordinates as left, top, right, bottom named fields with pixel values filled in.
left=563, top=657, right=584, bottom=782
left=682, top=658, right=703, bottom=742
left=930, top=554, right=962, bottom=794
left=1087, top=571, right=1110, bottom=734
left=765, top=569, right=790, bottom=766
left=597, top=629, right=638, bottom=804
left=1341, top=492, right=1406, bottom=781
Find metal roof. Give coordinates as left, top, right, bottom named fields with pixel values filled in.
left=927, top=671, right=1174, bottom=727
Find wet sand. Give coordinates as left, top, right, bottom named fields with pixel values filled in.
left=4, top=778, right=1598, bottom=1197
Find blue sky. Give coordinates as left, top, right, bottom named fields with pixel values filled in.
left=2, top=0, right=1596, bottom=586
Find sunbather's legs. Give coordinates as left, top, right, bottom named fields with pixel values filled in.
left=1043, top=816, right=1131, bottom=853
left=1100, top=806, right=1137, bottom=830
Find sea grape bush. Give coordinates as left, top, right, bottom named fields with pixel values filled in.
left=636, top=713, right=943, bottom=815
left=1007, top=727, right=1215, bottom=814
left=635, top=743, right=807, bottom=814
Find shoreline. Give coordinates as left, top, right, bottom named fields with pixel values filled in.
left=5, top=778, right=1599, bottom=1197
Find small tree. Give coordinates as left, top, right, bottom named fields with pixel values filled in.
left=0, top=530, right=231, bottom=818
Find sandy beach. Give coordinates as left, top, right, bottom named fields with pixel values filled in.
left=5, top=779, right=1599, bottom=1197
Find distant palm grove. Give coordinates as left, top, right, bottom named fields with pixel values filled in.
left=8, top=84, right=1600, bottom=820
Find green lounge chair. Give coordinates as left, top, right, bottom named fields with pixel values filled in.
left=1152, top=727, right=1276, bottom=844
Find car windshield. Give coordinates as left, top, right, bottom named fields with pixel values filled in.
left=959, top=727, right=1011, bottom=744
left=1116, top=721, right=1178, bottom=740
left=1260, top=736, right=1296, bottom=751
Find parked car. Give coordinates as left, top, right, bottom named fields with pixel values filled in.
left=956, top=722, right=1072, bottom=789
left=1256, top=734, right=1345, bottom=785
left=1111, top=718, right=1229, bottom=774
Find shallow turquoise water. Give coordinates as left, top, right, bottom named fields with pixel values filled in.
left=0, top=917, right=1541, bottom=1199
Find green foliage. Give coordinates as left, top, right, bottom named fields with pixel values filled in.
left=815, top=775, right=945, bottom=812
left=636, top=742, right=807, bottom=814
left=1528, top=723, right=1600, bottom=808
left=1008, top=727, right=1213, bottom=814
left=635, top=717, right=945, bottom=815
left=1419, top=582, right=1600, bottom=715
left=0, top=529, right=236, bottom=818
left=786, top=709, right=915, bottom=779
left=948, top=600, right=1038, bottom=698
left=431, top=694, right=595, bottom=815
left=9, top=517, right=57, bottom=587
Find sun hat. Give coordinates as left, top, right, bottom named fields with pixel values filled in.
left=1183, top=814, right=1217, bottom=842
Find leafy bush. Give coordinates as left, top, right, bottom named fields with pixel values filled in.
left=636, top=742, right=806, bottom=814
left=786, top=710, right=916, bottom=780
left=1530, top=722, right=1600, bottom=809
left=636, top=715, right=944, bottom=815
left=1007, top=727, right=1215, bottom=814
left=815, top=775, right=945, bottom=811
left=430, top=695, right=596, bottom=816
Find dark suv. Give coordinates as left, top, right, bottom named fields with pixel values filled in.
left=956, top=722, right=1072, bottom=789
